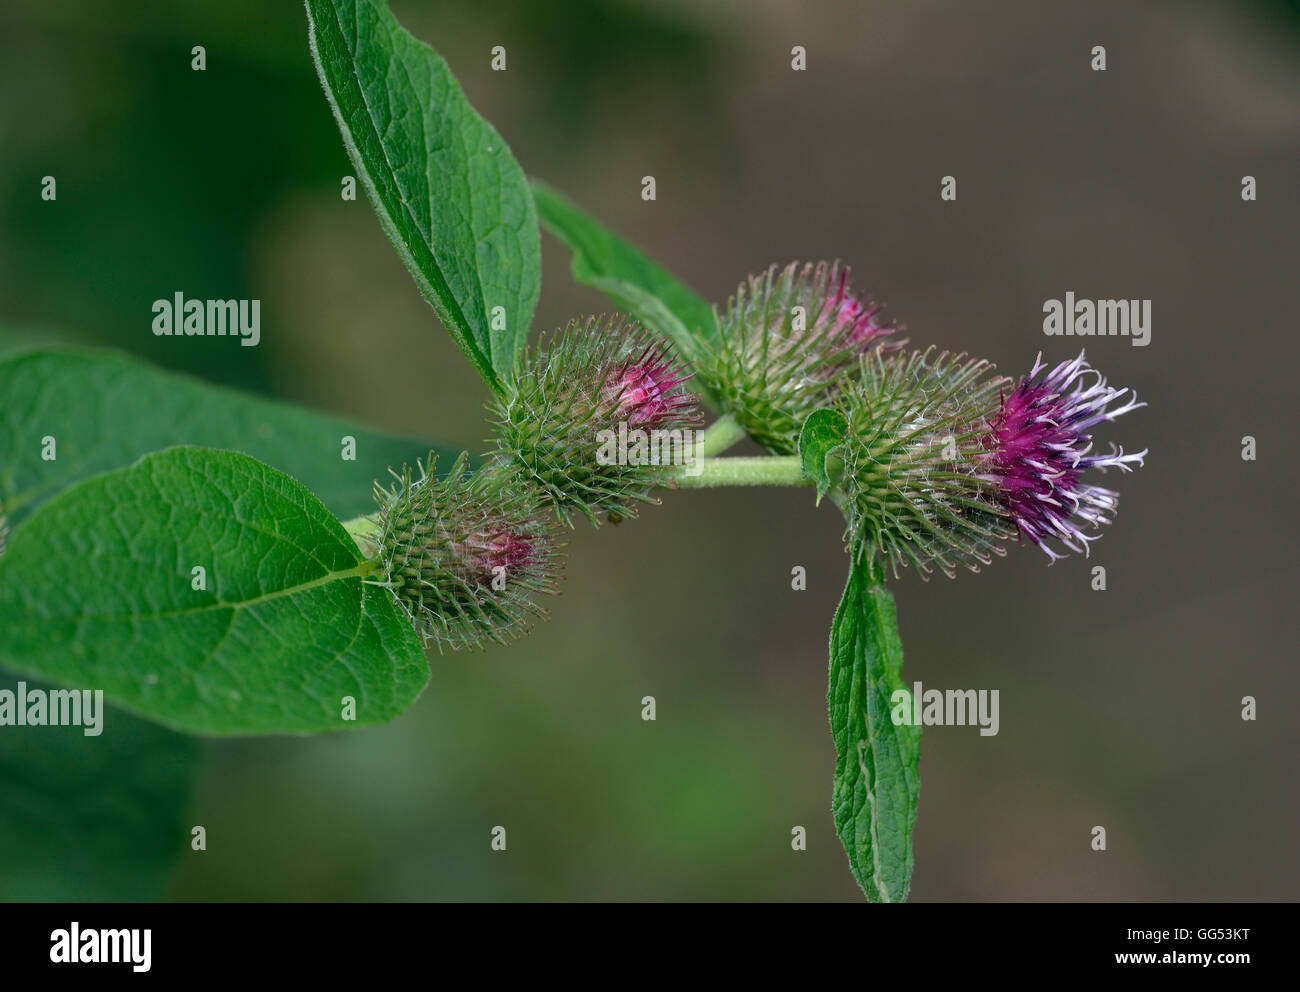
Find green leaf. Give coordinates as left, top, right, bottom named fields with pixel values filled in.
left=0, top=447, right=427, bottom=735
left=828, top=559, right=921, bottom=902
left=798, top=407, right=847, bottom=504
left=0, top=347, right=452, bottom=527
left=307, top=0, right=541, bottom=391
left=532, top=180, right=720, bottom=401
left=0, top=673, right=201, bottom=901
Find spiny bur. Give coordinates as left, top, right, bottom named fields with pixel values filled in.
left=696, top=260, right=903, bottom=454
left=490, top=315, right=701, bottom=526
left=372, top=453, right=562, bottom=650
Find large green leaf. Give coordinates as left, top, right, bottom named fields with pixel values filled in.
left=828, top=559, right=921, bottom=902
left=307, top=0, right=540, bottom=391
left=0, top=674, right=200, bottom=901
left=532, top=180, right=720, bottom=402
left=0, top=447, right=427, bottom=735
left=0, top=347, right=451, bottom=527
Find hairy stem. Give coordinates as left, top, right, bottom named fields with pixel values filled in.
left=693, top=413, right=747, bottom=460
left=664, top=455, right=809, bottom=489
left=340, top=417, right=798, bottom=543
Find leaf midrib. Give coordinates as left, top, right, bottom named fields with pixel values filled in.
left=22, top=563, right=372, bottom=624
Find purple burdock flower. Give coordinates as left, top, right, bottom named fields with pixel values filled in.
left=978, top=351, right=1146, bottom=561
left=460, top=528, right=542, bottom=588
left=601, top=343, right=697, bottom=428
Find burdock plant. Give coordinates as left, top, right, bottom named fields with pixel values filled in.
left=489, top=316, right=701, bottom=525
left=976, top=352, right=1147, bottom=560
left=0, top=0, right=1147, bottom=902
left=698, top=260, right=904, bottom=454
left=368, top=453, right=562, bottom=650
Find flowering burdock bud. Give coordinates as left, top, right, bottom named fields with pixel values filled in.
left=837, top=348, right=1014, bottom=578
left=975, top=351, right=1146, bottom=561
left=489, top=315, right=701, bottom=526
left=697, top=260, right=903, bottom=454
left=372, top=453, right=562, bottom=650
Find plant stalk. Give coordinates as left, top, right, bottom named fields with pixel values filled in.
left=664, top=455, right=808, bottom=489
left=693, top=413, right=747, bottom=460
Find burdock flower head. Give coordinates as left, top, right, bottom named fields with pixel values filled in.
left=697, top=260, right=903, bottom=455
left=372, top=453, right=562, bottom=650
left=490, top=315, right=701, bottom=525
left=837, top=348, right=1014, bottom=578
left=835, top=347, right=1147, bottom=577
left=976, top=351, right=1146, bottom=561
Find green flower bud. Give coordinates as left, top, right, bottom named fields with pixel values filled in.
left=372, top=454, right=562, bottom=650
left=489, top=315, right=702, bottom=526
left=696, top=260, right=904, bottom=454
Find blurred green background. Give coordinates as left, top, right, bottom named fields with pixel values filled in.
left=1, top=0, right=1297, bottom=900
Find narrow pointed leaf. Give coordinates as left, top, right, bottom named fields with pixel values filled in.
left=532, top=180, right=719, bottom=403
left=308, top=0, right=540, bottom=390
left=828, top=559, right=921, bottom=901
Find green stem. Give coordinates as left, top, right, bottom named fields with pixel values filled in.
left=693, top=413, right=746, bottom=460
left=340, top=417, right=793, bottom=540
left=664, top=455, right=808, bottom=489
